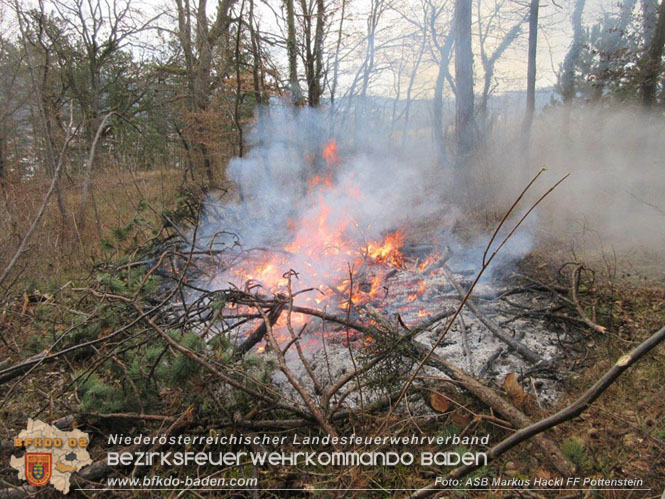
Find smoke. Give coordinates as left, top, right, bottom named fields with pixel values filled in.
left=480, top=104, right=665, bottom=277
left=198, top=100, right=664, bottom=290
left=199, top=103, right=448, bottom=276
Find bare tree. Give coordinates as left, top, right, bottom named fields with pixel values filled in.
left=175, top=0, right=237, bottom=182
left=285, top=0, right=304, bottom=104
left=426, top=0, right=455, bottom=165
left=477, top=0, right=528, bottom=121
left=299, top=0, right=327, bottom=106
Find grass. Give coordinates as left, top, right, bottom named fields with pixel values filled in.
left=514, top=246, right=665, bottom=491
left=0, top=167, right=186, bottom=290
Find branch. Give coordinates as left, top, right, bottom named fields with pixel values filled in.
left=412, top=325, right=665, bottom=497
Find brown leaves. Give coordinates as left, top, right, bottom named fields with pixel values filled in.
left=503, top=373, right=528, bottom=407
left=429, top=392, right=451, bottom=413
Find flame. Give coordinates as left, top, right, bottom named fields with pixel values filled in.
left=407, top=280, right=426, bottom=303
left=214, top=138, right=438, bottom=354
left=322, top=140, right=340, bottom=165
left=365, top=230, right=405, bottom=269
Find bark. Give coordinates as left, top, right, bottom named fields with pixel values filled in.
left=233, top=0, right=245, bottom=157
left=639, top=0, right=665, bottom=105
left=0, top=132, right=6, bottom=187
left=641, top=0, right=659, bottom=45
left=454, top=0, right=475, bottom=167
left=432, top=31, right=455, bottom=165
left=286, top=0, right=303, bottom=105
left=329, top=0, right=346, bottom=110
left=521, top=0, right=539, bottom=146
left=560, top=0, right=586, bottom=104
left=78, top=111, right=115, bottom=232
left=311, top=0, right=326, bottom=106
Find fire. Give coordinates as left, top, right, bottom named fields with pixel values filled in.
left=322, top=140, right=339, bottom=165
left=214, top=137, right=436, bottom=353
left=407, top=280, right=426, bottom=303
left=365, top=231, right=405, bottom=269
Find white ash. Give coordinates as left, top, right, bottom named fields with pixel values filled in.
left=204, top=264, right=572, bottom=413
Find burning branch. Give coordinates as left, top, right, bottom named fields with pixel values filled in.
left=235, top=301, right=286, bottom=355
left=254, top=298, right=340, bottom=443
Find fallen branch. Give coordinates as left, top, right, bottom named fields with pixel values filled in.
left=235, top=302, right=286, bottom=355
left=412, top=325, right=665, bottom=497
left=441, top=264, right=544, bottom=365
left=409, top=339, right=571, bottom=478
left=570, top=264, right=607, bottom=334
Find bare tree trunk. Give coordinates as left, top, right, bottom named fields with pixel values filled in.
left=478, top=15, right=526, bottom=122
left=400, top=36, right=426, bottom=148
left=640, top=0, right=665, bottom=106
left=311, top=0, right=326, bottom=106
left=641, top=0, right=659, bottom=45
left=329, top=0, right=346, bottom=125
left=560, top=0, right=586, bottom=104
left=286, top=0, right=303, bottom=105
left=233, top=0, right=246, bottom=156
left=522, top=0, right=539, bottom=147
left=0, top=131, right=6, bottom=188
left=454, top=0, right=475, bottom=168
left=2, top=0, right=76, bottom=288
left=175, top=0, right=237, bottom=184
left=432, top=30, right=455, bottom=166
left=78, top=111, right=115, bottom=232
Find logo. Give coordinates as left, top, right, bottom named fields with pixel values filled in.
left=25, top=453, right=52, bottom=487
left=10, top=419, right=92, bottom=494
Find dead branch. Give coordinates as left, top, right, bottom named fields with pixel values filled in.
left=374, top=172, right=569, bottom=430
left=235, top=302, right=286, bottom=355
left=441, top=264, right=544, bottom=365
left=410, top=339, right=571, bottom=477
left=254, top=302, right=340, bottom=444
left=412, top=325, right=665, bottom=497
left=570, top=264, right=607, bottom=334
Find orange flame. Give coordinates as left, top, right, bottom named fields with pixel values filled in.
left=322, top=140, right=339, bottom=165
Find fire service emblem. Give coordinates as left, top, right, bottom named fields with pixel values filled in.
left=25, top=453, right=52, bottom=487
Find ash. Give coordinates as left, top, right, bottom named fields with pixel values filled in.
left=181, top=239, right=576, bottom=413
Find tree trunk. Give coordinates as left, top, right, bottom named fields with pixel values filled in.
left=641, top=0, right=659, bottom=45
left=286, top=0, right=303, bottom=105
left=640, top=0, right=665, bottom=105
left=454, top=0, right=475, bottom=168
left=311, top=0, right=325, bottom=106
left=522, top=0, right=539, bottom=146
left=560, top=0, right=586, bottom=104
